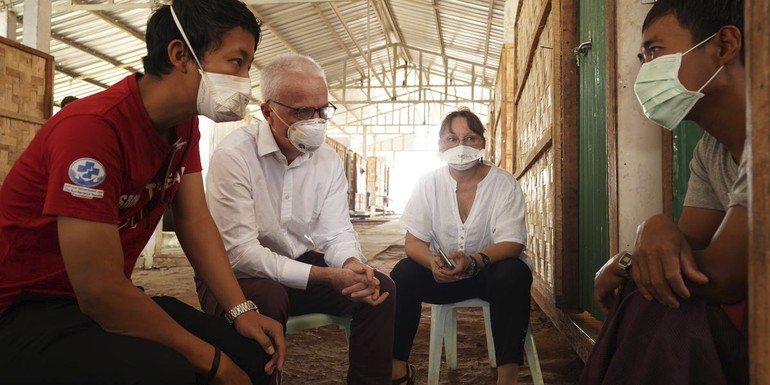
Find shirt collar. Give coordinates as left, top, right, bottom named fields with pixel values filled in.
left=256, top=120, right=281, bottom=158
left=256, top=120, right=312, bottom=165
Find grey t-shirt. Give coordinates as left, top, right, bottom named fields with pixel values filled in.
left=684, top=133, right=748, bottom=210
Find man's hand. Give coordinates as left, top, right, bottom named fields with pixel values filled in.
left=631, top=214, right=709, bottom=308
left=233, top=311, right=285, bottom=376
left=593, top=253, right=629, bottom=314
left=331, top=259, right=389, bottom=306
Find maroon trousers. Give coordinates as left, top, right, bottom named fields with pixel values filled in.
left=579, top=281, right=747, bottom=385
left=196, top=251, right=396, bottom=385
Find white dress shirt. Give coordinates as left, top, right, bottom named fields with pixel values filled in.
left=400, top=161, right=531, bottom=268
left=206, top=120, right=365, bottom=289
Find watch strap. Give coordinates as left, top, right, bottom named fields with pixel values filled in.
left=618, top=252, right=633, bottom=278
left=224, top=300, right=259, bottom=325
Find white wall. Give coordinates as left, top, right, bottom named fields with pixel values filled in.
left=615, top=2, right=664, bottom=250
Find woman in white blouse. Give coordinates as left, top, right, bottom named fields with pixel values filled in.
left=390, top=108, right=532, bottom=385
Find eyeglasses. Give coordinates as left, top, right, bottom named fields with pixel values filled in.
left=268, top=100, right=337, bottom=120
left=440, top=134, right=484, bottom=146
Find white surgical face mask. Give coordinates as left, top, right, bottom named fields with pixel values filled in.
left=287, top=119, right=327, bottom=153
left=634, top=33, right=723, bottom=131
left=170, top=6, right=252, bottom=123
left=439, top=145, right=485, bottom=171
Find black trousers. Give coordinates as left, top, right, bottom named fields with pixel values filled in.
left=0, top=292, right=271, bottom=385
left=390, top=257, right=532, bottom=365
left=197, top=251, right=397, bottom=385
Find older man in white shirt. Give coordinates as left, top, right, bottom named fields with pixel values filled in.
left=197, top=53, right=395, bottom=385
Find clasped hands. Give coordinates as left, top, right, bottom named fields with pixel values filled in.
left=594, top=214, right=709, bottom=314
left=332, top=258, right=389, bottom=306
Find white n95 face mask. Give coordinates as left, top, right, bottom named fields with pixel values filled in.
left=170, top=6, right=252, bottom=123
left=634, top=33, right=722, bottom=131
left=288, top=119, right=327, bottom=153
left=439, top=145, right=485, bottom=171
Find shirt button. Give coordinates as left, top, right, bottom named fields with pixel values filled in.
left=284, top=195, right=290, bottom=200
left=460, top=236, right=464, bottom=240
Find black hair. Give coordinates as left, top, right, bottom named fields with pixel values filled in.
left=142, top=0, right=261, bottom=76
left=60, top=96, right=79, bottom=108
left=439, top=107, right=486, bottom=139
left=643, top=0, right=743, bottom=45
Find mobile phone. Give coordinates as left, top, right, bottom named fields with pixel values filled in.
left=436, top=246, right=455, bottom=269
left=430, top=232, right=455, bottom=269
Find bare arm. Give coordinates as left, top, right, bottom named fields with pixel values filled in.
left=404, top=231, right=438, bottom=269
left=686, top=206, right=748, bottom=303
left=172, top=172, right=284, bottom=374
left=630, top=205, right=746, bottom=306
left=57, top=217, right=242, bottom=382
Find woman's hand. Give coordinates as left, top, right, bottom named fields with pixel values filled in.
left=431, top=251, right=467, bottom=283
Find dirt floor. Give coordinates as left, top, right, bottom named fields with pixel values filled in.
left=132, top=220, right=584, bottom=384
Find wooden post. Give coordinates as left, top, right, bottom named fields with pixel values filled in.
left=747, top=0, right=770, bottom=383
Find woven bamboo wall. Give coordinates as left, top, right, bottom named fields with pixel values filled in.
left=0, top=36, right=53, bottom=184
left=510, top=1, right=557, bottom=294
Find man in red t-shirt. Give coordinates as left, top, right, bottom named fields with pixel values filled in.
left=0, top=1, right=284, bottom=384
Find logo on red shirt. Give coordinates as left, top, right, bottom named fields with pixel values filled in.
left=68, top=158, right=106, bottom=187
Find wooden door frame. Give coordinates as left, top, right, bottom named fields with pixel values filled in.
left=747, top=0, right=769, bottom=381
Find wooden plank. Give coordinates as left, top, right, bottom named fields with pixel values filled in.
left=552, top=0, right=580, bottom=312
left=514, top=134, right=552, bottom=179
left=532, top=277, right=601, bottom=362
left=747, top=0, right=770, bottom=382
left=661, top=131, right=674, bottom=218
left=605, top=0, right=619, bottom=256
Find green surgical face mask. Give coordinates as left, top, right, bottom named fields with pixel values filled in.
left=634, top=33, right=722, bottom=131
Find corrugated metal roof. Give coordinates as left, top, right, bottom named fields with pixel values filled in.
left=3, top=0, right=505, bottom=152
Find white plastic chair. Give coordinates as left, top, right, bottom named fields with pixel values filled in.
left=285, top=313, right=352, bottom=343
left=428, top=298, right=544, bottom=385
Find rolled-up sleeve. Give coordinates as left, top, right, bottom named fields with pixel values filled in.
left=206, top=148, right=312, bottom=289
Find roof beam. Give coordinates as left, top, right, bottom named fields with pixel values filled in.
left=55, top=63, right=112, bottom=90
left=309, top=1, right=370, bottom=126
left=86, top=8, right=145, bottom=42
left=481, top=0, right=495, bottom=83
left=431, top=0, right=447, bottom=67
left=50, top=31, right=140, bottom=73
left=248, top=7, right=300, bottom=53
left=327, top=2, right=393, bottom=100
left=49, top=0, right=362, bottom=12
left=371, top=0, right=411, bottom=64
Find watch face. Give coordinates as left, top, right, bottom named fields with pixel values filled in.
left=619, top=252, right=633, bottom=268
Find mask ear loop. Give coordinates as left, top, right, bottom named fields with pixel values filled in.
left=169, top=5, right=205, bottom=70
left=679, top=32, right=724, bottom=93
left=697, top=66, right=724, bottom=93
left=682, top=32, right=719, bottom=56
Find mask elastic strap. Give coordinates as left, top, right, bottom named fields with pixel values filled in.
left=268, top=103, right=291, bottom=127
left=697, top=65, right=724, bottom=93
left=169, top=5, right=205, bottom=70
left=683, top=32, right=718, bottom=56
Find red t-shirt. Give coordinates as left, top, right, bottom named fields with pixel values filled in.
left=0, top=73, right=202, bottom=311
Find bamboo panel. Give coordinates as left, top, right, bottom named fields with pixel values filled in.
left=515, top=21, right=554, bottom=173
left=520, top=148, right=555, bottom=286
left=0, top=117, right=37, bottom=182
left=0, top=36, right=53, bottom=185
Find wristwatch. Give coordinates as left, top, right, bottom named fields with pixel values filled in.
left=224, top=300, right=259, bottom=325
left=618, top=252, right=633, bottom=277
